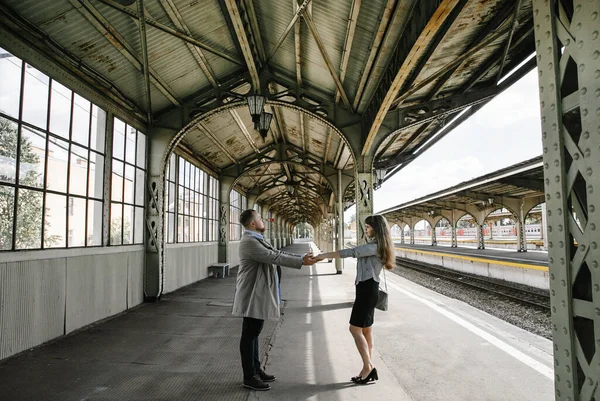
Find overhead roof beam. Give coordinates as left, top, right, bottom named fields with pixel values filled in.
left=197, top=122, right=238, bottom=165
left=136, top=0, right=152, bottom=124
left=71, top=0, right=181, bottom=107
left=335, top=0, right=362, bottom=105
left=96, top=0, right=240, bottom=65
left=294, top=2, right=303, bottom=87
left=495, top=0, right=524, bottom=83
left=301, top=11, right=352, bottom=111
left=497, top=177, right=544, bottom=192
left=222, top=0, right=261, bottom=90
left=360, top=0, right=461, bottom=156
left=353, top=0, right=397, bottom=111
left=266, top=0, right=312, bottom=63
left=158, top=0, right=218, bottom=87
left=230, top=110, right=260, bottom=153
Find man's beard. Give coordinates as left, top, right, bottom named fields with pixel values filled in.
left=257, top=226, right=266, bottom=233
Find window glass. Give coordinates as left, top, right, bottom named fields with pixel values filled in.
left=112, top=118, right=125, bottom=160
left=124, top=164, right=135, bottom=204
left=111, top=160, right=123, bottom=202
left=0, top=185, right=15, bottom=249
left=19, top=125, right=45, bottom=188
left=135, top=168, right=144, bottom=206
left=90, top=105, right=106, bottom=152
left=72, top=94, right=90, bottom=146
left=22, top=65, right=49, bottom=130
left=15, top=188, right=43, bottom=249
left=136, top=132, right=146, bottom=168
left=0, top=48, right=22, bottom=118
left=88, top=151, right=103, bottom=199
left=134, top=206, right=144, bottom=244
left=123, top=204, right=133, bottom=245
left=110, top=202, right=122, bottom=245
left=125, top=125, right=136, bottom=164
left=43, top=192, right=65, bottom=248
left=46, top=137, right=69, bottom=193
left=68, top=197, right=86, bottom=247
left=69, top=145, right=88, bottom=196
left=0, top=117, right=18, bottom=184
left=49, top=81, right=71, bottom=139
left=87, top=199, right=102, bottom=246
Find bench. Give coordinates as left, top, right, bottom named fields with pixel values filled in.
left=208, top=263, right=230, bottom=278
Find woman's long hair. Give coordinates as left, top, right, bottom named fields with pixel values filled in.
left=364, top=215, right=395, bottom=270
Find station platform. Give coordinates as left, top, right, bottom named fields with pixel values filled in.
left=395, top=243, right=548, bottom=267
left=0, top=241, right=554, bottom=401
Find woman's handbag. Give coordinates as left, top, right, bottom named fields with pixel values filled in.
left=375, top=268, right=388, bottom=311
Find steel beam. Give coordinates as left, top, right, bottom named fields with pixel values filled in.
left=533, top=0, right=600, bottom=399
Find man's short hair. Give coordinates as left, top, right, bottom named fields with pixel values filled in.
left=240, top=209, right=257, bottom=228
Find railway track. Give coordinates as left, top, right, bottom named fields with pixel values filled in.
left=396, top=257, right=551, bottom=311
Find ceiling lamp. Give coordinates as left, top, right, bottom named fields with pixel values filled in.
left=374, top=168, right=387, bottom=189
left=286, top=184, right=295, bottom=195
left=257, top=112, right=273, bottom=141
left=246, top=94, right=266, bottom=128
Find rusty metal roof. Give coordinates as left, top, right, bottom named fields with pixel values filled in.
left=0, top=0, right=537, bottom=224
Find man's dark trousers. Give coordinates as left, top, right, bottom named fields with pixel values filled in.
left=240, top=317, right=265, bottom=379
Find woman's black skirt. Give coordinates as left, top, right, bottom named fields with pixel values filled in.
left=349, top=278, right=379, bottom=328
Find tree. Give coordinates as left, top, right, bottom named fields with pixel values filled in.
left=0, top=117, right=61, bottom=249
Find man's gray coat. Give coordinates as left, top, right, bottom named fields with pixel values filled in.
left=232, top=233, right=304, bottom=321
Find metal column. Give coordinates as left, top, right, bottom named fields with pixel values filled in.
left=218, top=177, right=234, bottom=263
left=533, top=1, right=600, bottom=399
left=355, top=157, right=374, bottom=245
left=336, top=169, right=344, bottom=273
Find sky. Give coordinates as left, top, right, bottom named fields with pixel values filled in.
left=346, top=68, right=543, bottom=221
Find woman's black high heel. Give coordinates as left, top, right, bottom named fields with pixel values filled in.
left=356, top=368, right=378, bottom=384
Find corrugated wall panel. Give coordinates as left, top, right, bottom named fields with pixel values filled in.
left=0, top=259, right=66, bottom=360
left=65, top=253, right=128, bottom=334
left=163, top=243, right=218, bottom=293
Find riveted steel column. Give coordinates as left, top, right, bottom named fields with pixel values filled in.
left=541, top=203, right=548, bottom=251
left=145, top=126, right=174, bottom=301
left=218, top=177, right=234, bottom=263
left=400, top=225, right=405, bottom=244
left=431, top=221, right=437, bottom=246
left=476, top=224, right=485, bottom=249
left=533, top=0, right=600, bottom=399
left=355, top=156, right=374, bottom=245
left=516, top=200, right=527, bottom=253
left=451, top=210, right=458, bottom=248
left=410, top=221, right=415, bottom=245
left=336, top=169, right=344, bottom=273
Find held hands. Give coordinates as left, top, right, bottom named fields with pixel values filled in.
left=302, top=253, right=323, bottom=266
left=302, top=253, right=327, bottom=265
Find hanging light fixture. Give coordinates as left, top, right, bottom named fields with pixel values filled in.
left=286, top=184, right=295, bottom=195
left=246, top=94, right=266, bottom=128
left=374, top=168, right=387, bottom=188
left=257, top=111, right=273, bottom=140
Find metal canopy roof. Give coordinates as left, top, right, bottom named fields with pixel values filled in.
left=0, top=0, right=538, bottom=225
left=379, top=156, right=545, bottom=224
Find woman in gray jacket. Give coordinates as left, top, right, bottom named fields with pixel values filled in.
left=316, top=215, right=395, bottom=385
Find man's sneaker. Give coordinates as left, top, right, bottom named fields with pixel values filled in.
left=258, top=369, right=276, bottom=382
left=243, top=375, right=271, bottom=391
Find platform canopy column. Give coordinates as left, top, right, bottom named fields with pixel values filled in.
left=515, top=200, right=528, bottom=253
left=431, top=219, right=438, bottom=246
left=144, top=126, right=175, bottom=301
left=218, top=176, right=234, bottom=263
left=409, top=219, right=415, bottom=245
left=533, top=1, right=600, bottom=398
left=336, top=169, right=344, bottom=273
left=355, top=156, right=374, bottom=245
left=451, top=211, right=458, bottom=248
left=400, top=224, right=406, bottom=244
left=541, top=203, right=548, bottom=251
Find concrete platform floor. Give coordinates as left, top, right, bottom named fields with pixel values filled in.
left=0, top=240, right=554, bottom=400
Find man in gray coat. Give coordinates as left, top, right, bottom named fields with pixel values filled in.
left=232, top=209, right=318, bottom=391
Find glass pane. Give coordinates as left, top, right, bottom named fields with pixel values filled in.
left=87, top=199, right=102, bottom=246
left=111, top=160, right=123, bottom=202
left=136, top=133, right=146, bottom=168
left=43, top=192, right=65, bottom=248
left=112, top=117, right=125, bottom=160
left=68, top=197, right=86, bottom=247
left=49, top=81, right=71, bottom=139
left=72, top=94, right=90, bottom=146
left=135, top=168, right=144, bottom=206
left=195, top=217, right=200, bottom=242
left=178, top=157, right=185, bottom=186
left=46, top=137, right=69, bottom=193
left=134, top=206, right=144, bottom=244
left=19, top=125, right=45, bottom=188
left=177, top=185, right=183, bottom=214
left=124, top=164, right=134, bottom=204
left=90, top=105, right=106, bottom=153
left=184, top=215, right=190, bottom=242
left=168, top=182, right=175, bottom=212
left=199, top=194, right=205, bottom=218
left=88, top=151, right=104, bottom=199
left=167, top=212, right=174, bottom=243
left=125, top=125, right=136, bottom=164
left=0, top=117, right=18, bottom=183
left=123, top=204, right=133, bottom=244
left=184, top=188, right=190, bottom=215
left=69, top=145, right=88, bottom=196
left=0, top=185, right=15, bottom=250
left=0, top=49, right=22, bottom=118
left=110, top=202, right=122, bottom=245
left=177, top=215, right=183, bottom=242
left=22, top=64, right=49, bottom=130
left=169, top=153, right=176, bottom=181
